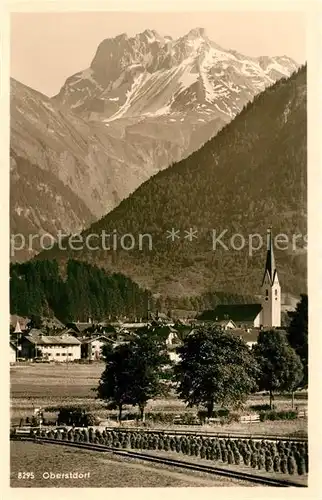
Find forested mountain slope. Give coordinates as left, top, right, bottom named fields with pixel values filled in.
left=36, top=66, right=307, bottom=297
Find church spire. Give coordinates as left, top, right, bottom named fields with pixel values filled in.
left=262, top=228, right=277, bottom=285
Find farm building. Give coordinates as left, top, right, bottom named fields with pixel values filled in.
left=20, top=334, right=81, bottom=361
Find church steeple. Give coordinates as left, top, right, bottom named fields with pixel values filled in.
left=262, top=228, right=277, bottom=286
left=260, top=228, right=281, bottom=327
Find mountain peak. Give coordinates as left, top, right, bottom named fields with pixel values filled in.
left=187, top=27, right=207, bottom=39
left=137, top=29, right=164, bottom=44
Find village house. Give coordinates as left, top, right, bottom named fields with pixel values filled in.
left=20, top=333, right=81, bottom=361
left=81, top=335, right=112, bottom=360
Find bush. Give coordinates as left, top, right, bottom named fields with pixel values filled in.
left=257, top=454, right=265, bottom=470
left=227, top=450, right=234, bottom=464
left=75, top=430, right=81, bottom=442
left=251, top=453, right=258, bottom=468
left=244, top=451, right=251, bottom=466
left=56, top=406, right=100, bottom=427
left=249, top=404, right=271, bottom=412
left=197, top=408, right=230, bottom=422
left=265, top=456, right=273, bottom=472
left=297, top=456, right=306, bottom=475
left=88, top=428, right=94, bottom=443
left=227, top=413, right=240, bottom=424
left=287, top=455, right=296, bottom=475
left=259, top=410, right=297, bottom=422
left=305, top=453, right=309, bottom=473
left=67, top=429, right=74, bottom=442
left=273, top=455, right=280, bottom=473
left=234, top=451, right=241, bottom=465
left=280, top=456, right=288, bottom=474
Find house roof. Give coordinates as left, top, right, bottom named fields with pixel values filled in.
left=24, top=334, right=81, bottom=346
left=198, top=304, right=262, bottom=322
left=213, top=319, right=237, bottom=328
left=81, top=335, right=110, bottom=345
left=65, top=322, right=94, bottom=333
left=152, top=325, right=180, bottom=341
left=119, top=322, right=149, bottom=329
left=229, top=328, right=260, bottom=344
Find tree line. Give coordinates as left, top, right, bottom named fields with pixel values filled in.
left=10, top=259, right=152, bottom=323
left=97, top=295, right=308, bottom=419
left=10, top=259, right=255, bottom=323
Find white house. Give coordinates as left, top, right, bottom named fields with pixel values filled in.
left=20, top=334, right=81, bottom=361
left=81, top=336, right=110, bottom=360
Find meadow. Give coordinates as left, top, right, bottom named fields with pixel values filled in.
left=10, top=363, right=308, bottom=437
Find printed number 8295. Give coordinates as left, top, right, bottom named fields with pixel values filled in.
left=17, top=472, right=35, bottom=480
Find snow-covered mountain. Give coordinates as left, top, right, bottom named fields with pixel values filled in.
left=54, top=27, right=298, bottom=124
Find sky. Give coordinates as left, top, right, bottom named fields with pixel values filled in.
left=10, top=11, right=306, bottom=97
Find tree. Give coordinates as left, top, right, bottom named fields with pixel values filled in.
left=131, top=329, right=170, bottom=420
left=96, top=343, right=136, bottom=421
left=253, top=329, right=304, bottom=409
left=287, top=294, right=308, bottom=386
left=174, top=326, right=259, bottom=417
left=96, top=328, right=170, bottom=421
left=27, top=314, right=43, bottom=330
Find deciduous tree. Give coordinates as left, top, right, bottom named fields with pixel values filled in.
left=96, top=343, right=136, bottom=421
left=253, top=329, right=303, bottom=408
left=174, top=326, right=259, bottom=417
left=287, top=294, right=308, bottom=386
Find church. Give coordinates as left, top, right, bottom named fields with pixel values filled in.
left=198, top=229, right=281, bottom=329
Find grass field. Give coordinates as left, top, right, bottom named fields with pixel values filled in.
left=11, top=441, right=255, bottom=487
left=10, top=363, right=308, bottom=437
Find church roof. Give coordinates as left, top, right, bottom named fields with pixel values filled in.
left=262, top=228, right=277, bottom=285
left=197, top=304, right=262, bottom=322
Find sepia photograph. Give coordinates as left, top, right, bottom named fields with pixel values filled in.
left=7, top=2, right=313, bottom=491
